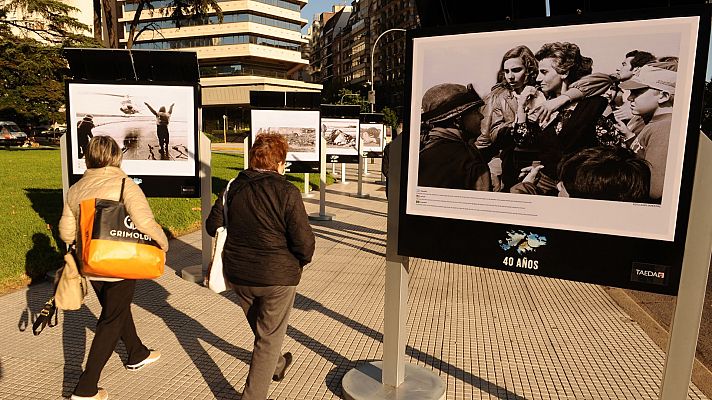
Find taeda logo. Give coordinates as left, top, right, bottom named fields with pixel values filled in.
left=631, top=262, right=669, bottom=286
left=499, top=230, right=547, bottom=270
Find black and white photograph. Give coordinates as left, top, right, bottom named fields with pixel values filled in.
left=67, top=82, right=196, bottom=177
left=321, top=118, right=360, bottom=155
left=250, top=110, right=320, bottom=162
left=360, top=122, right=385, bottom=153
left=405, top=16, right=701, bottom=241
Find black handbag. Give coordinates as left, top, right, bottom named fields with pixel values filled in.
left=32, top=297, right=58, bottom=336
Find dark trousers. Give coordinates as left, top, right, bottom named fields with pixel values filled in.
left=157, top=125, right=169, bottom=151
left=231, top=283, right=296, bottom=400
left=73, top=279, right=150, bottom=397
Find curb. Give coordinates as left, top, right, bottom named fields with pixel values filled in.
left=605, top=286, right=712, bottom=397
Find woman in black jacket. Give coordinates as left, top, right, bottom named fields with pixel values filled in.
left=205, top=133, right=315, bottom=400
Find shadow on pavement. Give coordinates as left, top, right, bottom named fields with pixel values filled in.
left=292, top=293, right=528, bottom=400
left=303, top=198, right=387, bottom=218
left=133, top=280, right=252, bottom=399
left=311, top=229, right=385, bottom=258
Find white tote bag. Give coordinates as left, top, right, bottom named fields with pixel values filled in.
left=207, top=179, right=234, bottom=293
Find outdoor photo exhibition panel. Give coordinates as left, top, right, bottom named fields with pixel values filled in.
left=360, top=122, right=385, bottom=155
left=250, top=109, right=321, bottom=173
left=322, top=117, right=360, bottom=163
left=66, top=81, right=200, bottom=197
left=398, top=7, right=710, bottom=295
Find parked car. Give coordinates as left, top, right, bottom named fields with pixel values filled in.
left=33, top=126, right=66, bottom=145
left=0, top=121, right=28, bottom=146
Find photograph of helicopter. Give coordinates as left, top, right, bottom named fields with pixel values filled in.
left=67, top=82, right=197, bottom=177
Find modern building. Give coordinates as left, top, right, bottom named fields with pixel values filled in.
left=307, top=0, right=418, bottom=118
left=118, top=0, right=322, bottom=133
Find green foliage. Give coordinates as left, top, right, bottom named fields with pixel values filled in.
left=0, top=149, right=333, bottom=291
left=381, top=106, right=399, bottom=130
left=0, top=36, right=68, bottom=126
left=335, top=88, right=370, bottom=112
left=0, top=0, right=92, bottom=44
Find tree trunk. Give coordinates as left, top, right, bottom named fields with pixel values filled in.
left=93, top=0, right=102, bottom=42
left=101, top=0, right=120, bottom=48
left=126, top=0, right=148, bottom=49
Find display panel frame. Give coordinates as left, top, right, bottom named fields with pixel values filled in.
left=65, top=80, right=201, bottom=197
left=398, top=6, right=711, bottom=295
left=250, top=109, right=321, bottom=173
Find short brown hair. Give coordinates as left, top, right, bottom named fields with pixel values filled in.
left=249, top=133, right=288, bottom=171
left=85, top=136, right=122, bottom=169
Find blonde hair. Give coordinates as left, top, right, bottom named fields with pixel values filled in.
left=85, top=136, right=122, bottom=168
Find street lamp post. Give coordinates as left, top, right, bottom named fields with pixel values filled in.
left=222, top=115, right=227, bottom=143
left=370, top=28, right=406, bottom=113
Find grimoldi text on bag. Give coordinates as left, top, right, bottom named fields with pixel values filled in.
left=109, top=229, right=153, bottom=241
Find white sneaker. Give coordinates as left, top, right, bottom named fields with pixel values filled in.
left=70, top=388, right=108, bottom=400
left=125, top=350, right=161, bottom=371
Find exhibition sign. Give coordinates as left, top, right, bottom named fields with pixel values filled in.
left=322, top=117, right=361, bottom=163
left=250, top=109, right=321, bottom=173
left=66, top=81, right=200, bottom=197
left=398, top=7, right=711, bottom=294
left=360, top=123, right=385, bottom=155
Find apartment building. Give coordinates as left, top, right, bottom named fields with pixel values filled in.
left=118, top=0, right=321, bottom=132
left=307, top=0, right=418, bottom=116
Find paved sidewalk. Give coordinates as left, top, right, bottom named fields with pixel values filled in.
left=0, top=166, right=708, bottom=399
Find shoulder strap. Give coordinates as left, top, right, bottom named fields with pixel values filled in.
left=222, top=178, right=235, bottom=227
left=119, top=178, right=126, bottom=203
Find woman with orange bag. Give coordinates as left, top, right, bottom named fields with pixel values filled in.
left=58, top=135, right=169, bottom=400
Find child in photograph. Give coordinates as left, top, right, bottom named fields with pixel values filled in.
left=418, top=83, right=491, bottom=191
left=76, top=114, right=94, bottom=159
left=511, top=146, right=651, bottom=203
left=144, top=102, right=174, bottom=153
left=619, top=61, right=676, bottom=202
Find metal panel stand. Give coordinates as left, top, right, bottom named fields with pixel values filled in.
left=181, top=133, right=212, bottom=283
left=341, top=135, right=445, bottom=400
left=302, top=173, right=315, bottom=198
left=660, top=132, right=712, bottom=399
left=310, top=136, right=334, bottom=221
left=352, top=151, right=370, bottom=199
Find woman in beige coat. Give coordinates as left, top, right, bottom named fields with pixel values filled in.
left=59, top=136, right=169, bottom=400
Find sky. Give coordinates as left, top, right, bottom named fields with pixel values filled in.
left=301, top=0, right=347, bottom=34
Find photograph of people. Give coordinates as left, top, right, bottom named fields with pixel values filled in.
left=67, top=83, right=195, bottom=177
left=418, top=83, right=491, bottom=190
left=144, top=102, right=174, bottom=154
left=76, top=114, right=95, bottom=159
left=406, top=16, right=696, bottom=241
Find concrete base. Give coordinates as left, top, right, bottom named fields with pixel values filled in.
left=302, top=192, right=316, bottom=199
left=348, top=193, right=370, bottom=199
left=374, top=180, right=386, bottom=185
left=181, top=265, right=204, bottom=284
left=309, top=213, right=334, bottom=221
left=342, top=361, right=445, bottom=400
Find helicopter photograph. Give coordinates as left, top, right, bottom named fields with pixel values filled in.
left=67, top=82, right=196, bottom=177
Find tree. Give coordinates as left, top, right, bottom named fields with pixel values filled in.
left=124, top=0, right=223, bottom=49
left=0, top=33, right=69, bottom=127
left=381, top=106, right=399, bottom=131
left=0, top=0, right=92, bottom=45
left=334, top=88, right=369, bottom=113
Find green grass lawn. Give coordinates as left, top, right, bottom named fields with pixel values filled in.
left=0, top=148, right=332, bottom=292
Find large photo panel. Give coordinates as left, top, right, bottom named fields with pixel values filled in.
left=399, top=7, right=711, bottom=294
left=250, top=109, right=320, bottom=162
left=407, top=15, right=700, bottom=241
left=67, top=82, right=197, bottom=177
